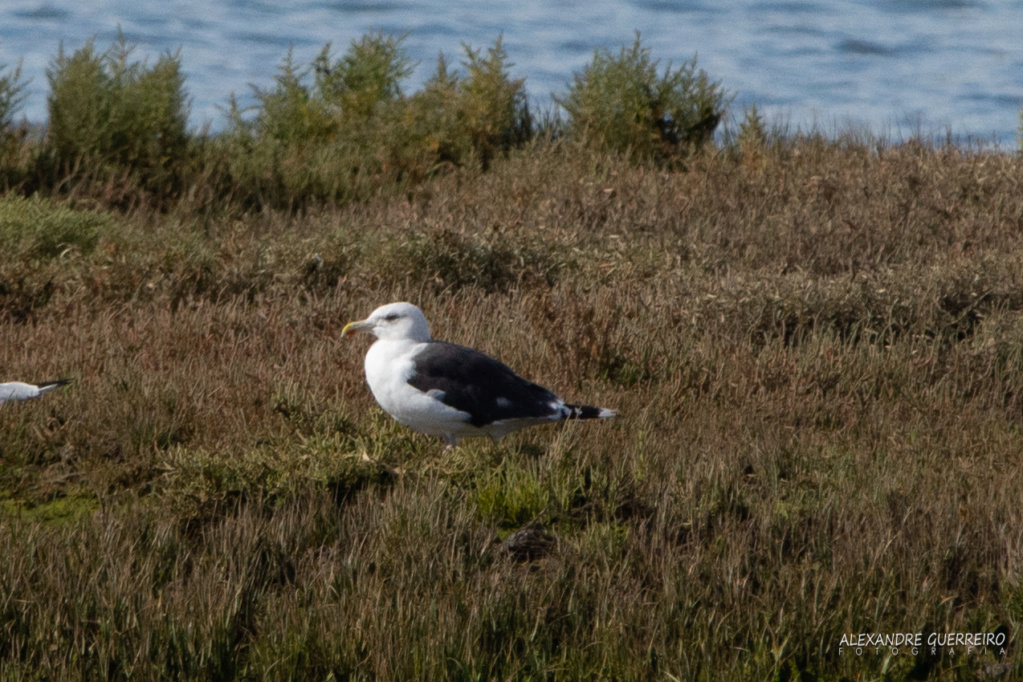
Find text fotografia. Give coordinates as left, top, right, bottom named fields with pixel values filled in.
left=839, top=632, right=1007, bottom=657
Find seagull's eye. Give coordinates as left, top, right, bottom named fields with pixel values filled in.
left=383, top=313, right=400, bottom=322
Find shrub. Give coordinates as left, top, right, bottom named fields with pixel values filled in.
left=0, top=194, right=110, bottom=259
left=313, top=32, right=414, bottom=124
left=558, top=33, right=729, bottom=163
left=44, top=36, right=190, bottom=196
left=737, top=104, right=769, bottom=151
left=0, top=52, right=29, bottom=188
left=428, top=38, right=530, bottom=170
left=242, top=49, right=336, bottom=146
left=223, top=34, right=532, bottom=209
left=233, top=34, right=413, bottom=147
left=0, top=52, right=26, bottom=131
left=0, top=194, right=113, bottom=321
left=223, top=34, right=415, bottom=209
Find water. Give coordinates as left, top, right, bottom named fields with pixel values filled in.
left=2, top=0, right=1021, bottom=145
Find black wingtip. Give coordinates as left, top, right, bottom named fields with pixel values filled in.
left=564, top=404, right=619, bottom=420
left=37, top=379, right=71, bottom=389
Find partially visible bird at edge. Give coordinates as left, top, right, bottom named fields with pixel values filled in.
left=0, top=379, right=71, bottom=405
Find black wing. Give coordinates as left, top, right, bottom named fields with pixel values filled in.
left=407, top=342, right=561, bottom=427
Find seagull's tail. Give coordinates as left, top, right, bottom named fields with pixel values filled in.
left=562, top=403, right=618, bottom=420
left=36, top=379, right=71, bottom=393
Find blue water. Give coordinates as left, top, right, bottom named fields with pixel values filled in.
left=2, top=1, right=1021, bottom=145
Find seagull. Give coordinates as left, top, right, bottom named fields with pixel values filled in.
left=342, top=302, right=618, bottom=447
left=0, top=379, right=71, bottom=405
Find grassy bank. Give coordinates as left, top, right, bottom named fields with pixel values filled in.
left=2, top=134, right=1023, bottom=680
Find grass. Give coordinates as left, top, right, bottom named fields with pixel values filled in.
left=1, top=31, right=1023, bottom=682
left=1, top=137, right=1022, bottom=680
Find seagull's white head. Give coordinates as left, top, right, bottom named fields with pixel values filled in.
left=343, top=302, right=432, bottom=343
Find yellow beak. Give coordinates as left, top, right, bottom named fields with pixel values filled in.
left=342, top=319, right=374, bottom=337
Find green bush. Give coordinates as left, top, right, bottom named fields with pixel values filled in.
left=313, top=32, right=414, bottom=124
left=558, top=33, right=729, bottom=163
left=241, top=49, right=335, bottom=146
left=402, top=37, right=531, bottom=172
left=222, top=35, right=415, bottom=209
left=0, top=31, right=736, bottom=210
left=0, top=194, right=110, bottom=259
left=233, top=33, right=413, bottom=147
left=223, top=34, right=532, bottom=209
left=0, top=52, right=26, bottom=131
left=0, top=52, right=29, bottom=189
left=45, top=36, right=190, bottom=195
left=737, top=104, right=769, bottom=150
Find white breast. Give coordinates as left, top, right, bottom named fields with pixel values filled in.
left=363, top=339, right=471, bottom=437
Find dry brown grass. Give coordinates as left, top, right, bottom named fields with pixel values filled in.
left=2, top=136, right=1023, bottom=679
